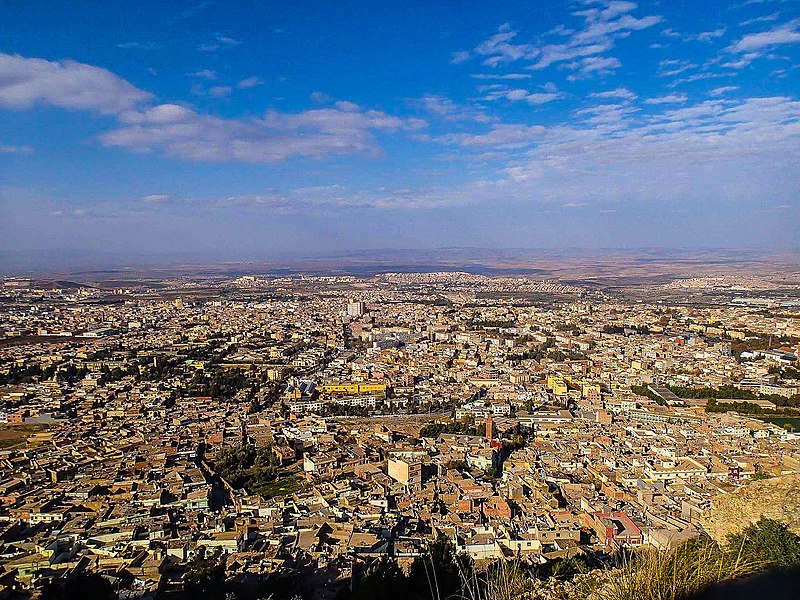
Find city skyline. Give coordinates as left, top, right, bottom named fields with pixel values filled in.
left=2, top=0, right=800, bottom=259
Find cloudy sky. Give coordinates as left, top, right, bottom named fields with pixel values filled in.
left=1, top=0, right=799, bottom=260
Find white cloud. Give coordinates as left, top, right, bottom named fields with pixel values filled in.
left=0, top=142, right=33, bottom=154
left=408, top=95, right=491, bottom=122
left=473, top=4, right=660, bottom=76
left=656, top=58, right=697, bottom=77
left=729, top=18, right=800, bottom=52
left=0, top=52, right=151, bottom=114
left=80, top=94, right=800, bottom=214
left=474, top=24, right=540, bottom=67
left=208, top=85, right=232, bottom=98
left=530, top=39, right=615, bottom=71
left=190, top=69, right=216, bottom=80
left=710, top=86, right=739, bottom=96
left=589, top=87, right=637, bottom=100
left=525, top=92, right=564, bottom=105
left=0, top=53, right=424, bottom=165
left=575, top=103, right=639, bottom=129
left=237, top=76, right=264, bottom=89
left=740, top=13, right=779, bottom=27
left=48, top=208, right=87, bottom=218
left=142, top=194, right=171, bottom=203
left=481, top=86, right=565, bottom=105
left=720, top=52, right=762, bottom=68
left=692, top=28, right=727, bottom=42
left=645, top=93, right=688, bottom=104
left=214, top=34, right=241, bottom=47
left=470, top=73, right=531, bottom=80
left=669, top=72, right=728, bottom=87
left=310, top=91, right=332, bottom=103
left=417, top=96, right=800, bottom=211
left=101, top=101, right=423, bottom=162
left=436, top=123, right=547, bottom=149
left=198, top=32, right=242, bottom=52
left=567, top=55, right=622, bottom=79
left=450, top=50, right=471, bottom=64
left=212, top=194, right=292, bottom=212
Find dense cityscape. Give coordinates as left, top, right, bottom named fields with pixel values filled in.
left=0, top=269, right=799, bottom=598
left=3, top=0, right=800, bottom=597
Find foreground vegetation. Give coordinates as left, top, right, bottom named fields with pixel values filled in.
left=349, top=518, right=800, bottom=600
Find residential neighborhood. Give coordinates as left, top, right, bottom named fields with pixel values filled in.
left=0, top=272, right=799, bottom=598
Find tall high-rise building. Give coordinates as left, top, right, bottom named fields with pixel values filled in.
left=346, top=301, right=366, bottom=318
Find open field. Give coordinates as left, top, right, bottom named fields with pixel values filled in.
left=255, top=463, right=304, bottom=499
left=0, top=423, right=49, bottom=449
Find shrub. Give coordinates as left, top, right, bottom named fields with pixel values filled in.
left=727, top=517, right=800, bottom=568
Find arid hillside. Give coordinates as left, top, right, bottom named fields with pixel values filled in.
left=701, top=474, right=800, bottom=541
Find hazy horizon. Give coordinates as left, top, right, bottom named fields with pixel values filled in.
left=2, top=245, right=799, bottom=277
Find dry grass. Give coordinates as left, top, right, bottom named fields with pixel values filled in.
left=418, top=534, right=768, bottom=600
left=0, top=423, right=49, bottom=449
left=453, top=538, right=765, bottom=600
left=482, top=561, right=537, bottom=600
left=599, top=538, right=762, bottom=600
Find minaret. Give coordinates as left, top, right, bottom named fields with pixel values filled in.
left=486, top=414, right=493, bottom=442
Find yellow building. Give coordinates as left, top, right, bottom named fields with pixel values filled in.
left=582, top=384, right=601, bottom=402
left=546, top=375, right=568, bottom=395
left=318, top=382, right=387, bottom=396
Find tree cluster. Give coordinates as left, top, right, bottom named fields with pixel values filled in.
left=213, top=442, right=280, bottom=490
left=184, top=368, right=250, bottom=400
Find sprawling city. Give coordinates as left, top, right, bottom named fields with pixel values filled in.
left=0, top=257, right=799, bottom=599
left=2, top=0, right=800, bottom=598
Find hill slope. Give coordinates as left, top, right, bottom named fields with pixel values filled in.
left=701, top=473, right=800, bottom=541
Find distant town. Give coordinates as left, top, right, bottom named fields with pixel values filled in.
left=0, top=269, right=799, bottom=598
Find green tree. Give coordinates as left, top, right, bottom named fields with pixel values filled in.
left=727, top=517, right=800, bottom=567
left=548, top=555, right=590, bottom=580
left=353, top=557, right=407, bottom=600
left=184, top=547, right=227, bottom=600
left=214, top=443, right=279, bottom=490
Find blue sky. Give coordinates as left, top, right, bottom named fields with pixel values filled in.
left=1, top=0, right=799, bottom=259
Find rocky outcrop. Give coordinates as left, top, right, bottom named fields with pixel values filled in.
left=517, top=569, right=615, bottom=600
left=701, top=473, right=800, bottom=542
